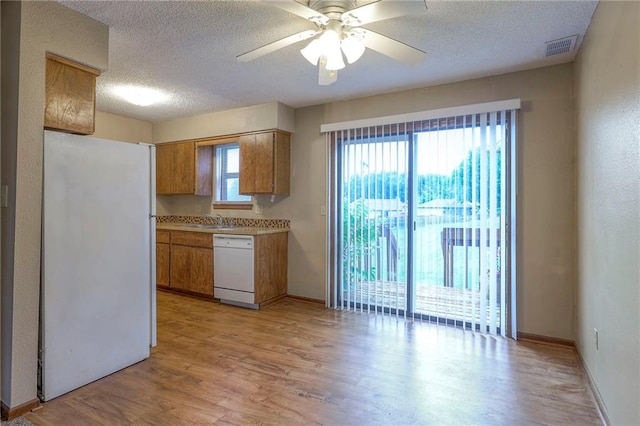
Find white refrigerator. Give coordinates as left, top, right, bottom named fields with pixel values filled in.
left=40, top=130, right=156, bottom=401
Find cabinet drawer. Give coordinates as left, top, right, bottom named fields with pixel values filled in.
left=156, top=230, right=170, bottom=244
left=171, top=231, right=213, bottom=248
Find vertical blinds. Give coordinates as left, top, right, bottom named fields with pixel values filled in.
left=336, top=125, right=409, bottom=318
left=327, top=101, right=518, bottom=336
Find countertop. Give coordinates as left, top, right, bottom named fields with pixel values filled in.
left=157, top=223, right=289, bottom=236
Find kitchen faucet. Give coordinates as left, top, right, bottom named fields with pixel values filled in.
left=205, top=213, right=224, bottom=225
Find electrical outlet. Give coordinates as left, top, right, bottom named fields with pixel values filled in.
left=594, top=328, right=599, bottom=350
left=320, top=205, right=326, bottom=216
left=194, top=204, right=202, bottom=214
left=254, top=204, right=263, bottom=215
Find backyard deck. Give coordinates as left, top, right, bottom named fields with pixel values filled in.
left=341, top=281, right=502, bottom=327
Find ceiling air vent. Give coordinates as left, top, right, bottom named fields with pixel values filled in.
left=545, top=35, right=578, bottom=57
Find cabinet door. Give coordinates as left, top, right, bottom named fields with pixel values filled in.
left=156, top=144, right=174, bottom=195
left=273, top=132, right=290, bottom=195
left=44, top=54, right=98, bottom=135
left=156, top=242, right=170, bottom=288
left=190, top=247, right=214, bottom=295
left=254, top=233, right=288, bottom=304
left=173, top=141, right=196, bottom=194
left=169, top=244, right=213, bottom=296
left=170, top=245, right=192, bottom=291
left=254, top=132, right=275, bottom=193
left=239, top=134, right=256, bottom=194
left=195, top=145, right=213, bottom=196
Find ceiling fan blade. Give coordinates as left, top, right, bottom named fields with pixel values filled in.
left=237, top=30, right=318, bottom=62
left=341, top=0, right=426, bottom=26
left=318, top=67, right=337, bottom=86
left=262, top=0, right=330, bottom=25
left=360, top=28, right=426, bottom=65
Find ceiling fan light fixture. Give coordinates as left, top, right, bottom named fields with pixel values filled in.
left=319, top=28, right=341, bottom=51
left=301, top=28, right=346, bottom=71
left=301, top=38, right=322, bottom=65
left=341, top=31, right=366, bottom=64
left=318, top=29, right=345, bottom=71
left=325, top=48, right=345, bottom=71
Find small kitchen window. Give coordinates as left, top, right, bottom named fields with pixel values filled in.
left=215, top=143, right=252, bottom=207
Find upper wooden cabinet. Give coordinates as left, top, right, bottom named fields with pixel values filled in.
left=239, top=131, right=290, bottom=195
left=44, top=53, right=100, bottom=135
left=156, top=141, right=213, bottom=195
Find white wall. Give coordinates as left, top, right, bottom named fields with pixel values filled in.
left=574, top=2, right=640, bottom=424
left=1, top=1, right=108, bottom=408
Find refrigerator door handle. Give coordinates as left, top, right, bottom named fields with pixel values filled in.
left=149, top=144, right=157, bottom=348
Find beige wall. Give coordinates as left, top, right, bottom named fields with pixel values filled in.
left=286, top=65, right=578, bottom=337
left=94, top=111, right=152, bottom=144
left=1, top=0, right=22, bottom=405
left=152, top=101, right=294, bottom=143
left=574, top=2, right=640, bottom=424
left=158, top=65, right=578, bottom=340
left=1, top=1, right=108, bottom=408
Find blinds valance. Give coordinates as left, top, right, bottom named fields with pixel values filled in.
left=320, top=99, right=521, bottom=133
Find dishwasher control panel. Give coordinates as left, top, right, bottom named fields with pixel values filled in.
left=213, top=234, right=254, bottom=249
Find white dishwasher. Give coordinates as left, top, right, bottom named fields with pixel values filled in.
left=213, top=234, right=257, bottom=309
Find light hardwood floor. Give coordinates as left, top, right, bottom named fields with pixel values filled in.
left=26, top=291, right=602, bottom=425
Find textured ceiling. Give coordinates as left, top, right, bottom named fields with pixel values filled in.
left=59, top=0, right=598, bottom=123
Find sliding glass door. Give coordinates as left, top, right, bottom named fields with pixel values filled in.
left=330, top=108, right=515, bottom=336
left=411, top=114, right=506, bottom=334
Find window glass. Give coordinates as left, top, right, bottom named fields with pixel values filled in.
left=225, top=178, right=246, bottom=201
left=225, top=147, right=239, bottom=173
left=216, top=144, right=251, bottom=202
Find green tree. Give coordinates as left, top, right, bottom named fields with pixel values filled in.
left=346, top=172, right=407, bottom=202
left=342, top=200, right=379, bottom=286
left=450, top=148, right=502, bottom=213
left=416, top=174, right=452, bottom=203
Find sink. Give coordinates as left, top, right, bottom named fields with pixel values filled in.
left=175, top=223, right=235, bottom=230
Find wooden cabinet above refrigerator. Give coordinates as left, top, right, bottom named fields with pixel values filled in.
left=44, top=53, right=101, bottom=135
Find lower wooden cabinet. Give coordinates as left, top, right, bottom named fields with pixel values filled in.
left=156, top=229, right=214, bottom=298
left=156, top=230, right=171, bottom=288
left=156, top=229, right=288, bottom=304
left=254, top=233, right=288, bottom=305
left=170, top=245, right=213, bottom=295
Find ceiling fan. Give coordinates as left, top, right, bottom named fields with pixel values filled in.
left=237, top=0, right=427, bottom=85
